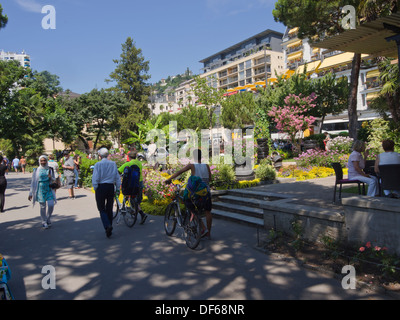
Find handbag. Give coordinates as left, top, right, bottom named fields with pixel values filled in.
left=49, top=167, right=60, bottom=189
left=50, top=180, right=60, bottom=189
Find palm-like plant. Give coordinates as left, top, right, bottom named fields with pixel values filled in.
left=124, top=115, right=168, bottom=146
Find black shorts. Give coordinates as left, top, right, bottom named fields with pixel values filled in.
left=185, top=194, right=212, bottom=213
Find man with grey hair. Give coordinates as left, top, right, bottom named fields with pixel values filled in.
left=92, top=147, right=121, bottom=238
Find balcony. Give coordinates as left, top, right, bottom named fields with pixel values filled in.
left=253, top=56, right=271, bottom=67
left=287, top=45, right=303, bottom=55
left=254, top=67, right=267, bottom=76
left=287, top=59, right=304, bottom=70
left=202, top=43, right=272, bottom=74
left=228, top=75, right=238, bottom=84
left=365, top=79, right=381, bottom=90
left=228, top=67, right=238, bottom=75
left=218, top=71, right=228, bottom=78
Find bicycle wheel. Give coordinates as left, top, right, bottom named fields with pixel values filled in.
left=184, top=212, right=201, bottom=249
left=123, top=197, right=138, bottom=228
left=164, top=203, right=177, bottom=236
left=112, top=196, right=120, bottom=220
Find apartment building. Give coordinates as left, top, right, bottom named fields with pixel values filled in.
left=175, top=79, right=197, bottom=109
left=0, top=50, right=31, bottom=68
left=149, top=87, right=179, bottom=116
left=199, top=29, right=285, bottom=90
left=281, top=27, right=382, bottom=134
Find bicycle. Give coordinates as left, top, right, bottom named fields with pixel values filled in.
left=164, top=183, right=203, bottom=250
left=113, top=191, right=138, bottom=228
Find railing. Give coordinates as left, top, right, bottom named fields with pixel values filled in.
left=254, top=67, right=266, bottom=76
left=287, top=45, right=303, bottom=54
left=202, top=43, right=272, bottom=73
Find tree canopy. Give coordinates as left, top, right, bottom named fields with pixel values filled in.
left=272, top=0, right=398, bottom=139
left=107, top=37, right=151, bottom=139
left=0, top=4, right=7, bottom=30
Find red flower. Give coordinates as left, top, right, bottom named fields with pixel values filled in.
left=365, top=241, right=371, bottom=248
left=359, top=247, right=365, bottom=252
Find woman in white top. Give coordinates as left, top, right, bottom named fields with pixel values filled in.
left=165, top=149, right=212, bottom=239
left=347, top=140, right=378, bottom=197
left=374, top=139, right=400, bottom=196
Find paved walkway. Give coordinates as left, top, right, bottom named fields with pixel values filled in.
left=0, top=173, right=390, bottom=300
left=255, top=176, right=352, bottom=210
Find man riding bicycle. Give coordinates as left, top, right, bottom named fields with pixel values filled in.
left=118, top=151, right=148, bottom=224
left=165, top=149, right=212, bottom=239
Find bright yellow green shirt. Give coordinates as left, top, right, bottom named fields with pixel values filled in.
left=118, top=160, right=143, bottom=181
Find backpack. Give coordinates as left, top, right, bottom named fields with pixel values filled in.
left=121, top=164, right=140, bottom=196
left=183, top=175, right=210, bottom=211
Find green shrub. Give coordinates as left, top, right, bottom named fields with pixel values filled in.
left=213, top=164, right=236, bottom=188
left=255, top=159, right=276, bottom=181
left=79, top=156, right=98, bottom=187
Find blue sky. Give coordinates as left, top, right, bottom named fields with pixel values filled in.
left=0, top=0, right=286, bottom=94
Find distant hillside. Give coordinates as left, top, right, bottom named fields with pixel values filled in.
left=152, top=68, right=196, bottom=94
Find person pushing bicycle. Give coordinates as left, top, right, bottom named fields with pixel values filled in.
left=165, top=149, right=212, bottom=239
left=118, top=151, right=148, bottom=224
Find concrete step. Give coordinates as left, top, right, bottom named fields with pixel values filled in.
left=213, top=201, right=264, bottom=218
left=212, top=187, right=295, bottom=228
left=212, top=209, right=264, bottom=227
left=218, top=195, right=263, bottom=208
left=226, top=189, right=293, bottom=201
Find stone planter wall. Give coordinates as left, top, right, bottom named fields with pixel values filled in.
left=342, top=196, right=400, bottom=256
left=261, top=200, right=347, bottom=243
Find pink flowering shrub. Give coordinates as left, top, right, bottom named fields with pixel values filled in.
left=326, top=136, right=354, bottom=154
left=268, top=93, right=317, bottom=154
left=295, top=149, right=349, bottom=168
left=142, top=169, right=176, bottom=203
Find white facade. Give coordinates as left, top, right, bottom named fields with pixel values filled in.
left=281, top=27, right=382, bottom=134
left=0, top=50, right=31, bottom=68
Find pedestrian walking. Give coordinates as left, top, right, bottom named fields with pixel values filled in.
left=118, top=151, right=148, bottom=224
left=62, top=151, right=75, bottom=199
left=19, top=156, right=27, bottom=174
left=73, top=153, right=81, bottom=189
left=28, top=155, right=57, bottom=229
left=0, top=155, right=8, bottom=212
left=4, top=156, right=10, bottom=173
left=92, top=147, right=121, bottom=238
left=12, top=156, right=19, bottom=173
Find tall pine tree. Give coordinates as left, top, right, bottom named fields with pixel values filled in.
left=107, top=37, right=151, bottom=140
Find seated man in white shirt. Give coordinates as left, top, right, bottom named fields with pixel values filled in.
left=92, top=147, right=121, bottom=238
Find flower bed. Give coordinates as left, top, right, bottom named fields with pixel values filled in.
left=278, top=165, right=336, bottom=180
left=295, top=149, right=349, bottom=168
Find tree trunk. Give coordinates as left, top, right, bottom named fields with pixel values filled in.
left=348, top=53, right=361, bottom=140
left=317, top=115, right=326, bottom=134
left=78, top=135, right=90, bottom=152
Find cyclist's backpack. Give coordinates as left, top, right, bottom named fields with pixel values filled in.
left=183, top=175, right=210, bottom=211
left=121, top=164, right=140, bottom=196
